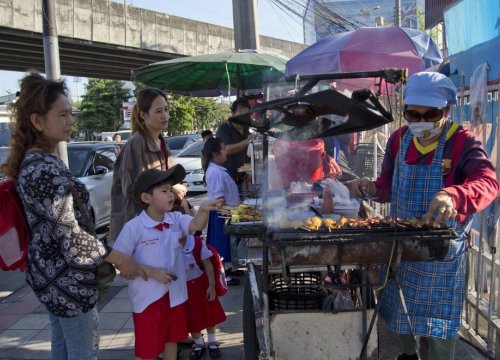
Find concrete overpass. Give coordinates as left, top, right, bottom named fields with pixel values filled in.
left=0, top=0, right=306, bottom=80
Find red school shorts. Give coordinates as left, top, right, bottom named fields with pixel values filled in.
left=132, top=292, right=188, bottom=359
left=186, top=274, right=227, bottom=333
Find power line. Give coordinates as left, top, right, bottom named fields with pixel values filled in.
left=266, top=0, right=302, bottom=41
left=266, top=0, right=366, bottom=36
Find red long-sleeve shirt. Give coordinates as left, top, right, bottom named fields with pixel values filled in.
left=374, top=122, right=499, bottom=220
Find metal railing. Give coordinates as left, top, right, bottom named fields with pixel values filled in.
left=454, top=84, right=500, bottom=359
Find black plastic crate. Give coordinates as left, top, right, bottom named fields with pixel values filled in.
left=353, top=143, right=385, bottom=179
left=268, top=272, right=326, bottom=310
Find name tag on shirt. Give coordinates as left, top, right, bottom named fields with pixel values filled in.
left=139, top=238, right=159, bottom=246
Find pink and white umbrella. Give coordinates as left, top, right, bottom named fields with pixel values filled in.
left=286, top=27, right=442, bottom=80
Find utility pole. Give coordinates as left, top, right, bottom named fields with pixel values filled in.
left=42, top=0, right=68, bottom=165
left=395, top=0, right=401, bottom=27
left=303, top=0, right=312, bottom=44
left=232, top=0, right=260, bottom=50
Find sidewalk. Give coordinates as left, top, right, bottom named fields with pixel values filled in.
left=0, top=273, right=486, bottom=360
left=0, top=275, right=244, bottom=360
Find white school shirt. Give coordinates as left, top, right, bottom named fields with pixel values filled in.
left=113, top=211, right=193, bottom=313
left=182, top=235, right=213, bottom=281
left=205, top=162, right=240, bottom=206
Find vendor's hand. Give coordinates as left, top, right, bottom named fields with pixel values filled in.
left=422, top=191, right=457, bottom=226
left=151, top=269, right=176, bottom=284
left=172, top=183, right=188, bottom=200
left=325, top=156, right=342, bottom=179
left=344, top=178, right=376, bottom=199
left=206, top=285, right=216, bottom=301
left=199, top=199, right=224, bottom=212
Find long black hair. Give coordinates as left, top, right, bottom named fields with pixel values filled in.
left=202, top=137, right=223, bottom=183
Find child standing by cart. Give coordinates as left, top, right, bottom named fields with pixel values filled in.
left=113, top=165, right=223, bottom=360
left=202, top=137, right=241, bottom=286
left=183, top=235, right=227, bottom=359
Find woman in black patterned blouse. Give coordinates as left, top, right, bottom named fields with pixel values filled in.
left=1, top=73, right=146, bottom=360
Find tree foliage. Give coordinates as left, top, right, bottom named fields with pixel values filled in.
left=167, top=95, right=231, bottom=135
left=76, top=79, right=131, bottom=139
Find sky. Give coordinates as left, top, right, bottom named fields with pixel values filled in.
left=0, top=0, right=304, bottom=100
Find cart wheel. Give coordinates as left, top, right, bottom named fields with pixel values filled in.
left=243, top=274, right=260, bottom=360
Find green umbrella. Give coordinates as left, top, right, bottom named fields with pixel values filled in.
left=132, top=50, right=288, bottom=96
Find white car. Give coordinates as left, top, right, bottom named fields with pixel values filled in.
left=67, top=142, right=118, bottom=231
left=174, top=139, right=206, bottom=192
left=167, top=134, right=202, bottom=156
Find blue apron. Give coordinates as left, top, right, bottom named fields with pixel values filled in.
left=379, top=124, right=471, bottom=339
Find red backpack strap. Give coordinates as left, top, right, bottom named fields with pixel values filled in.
left=192, top=236, right=203, bottom=266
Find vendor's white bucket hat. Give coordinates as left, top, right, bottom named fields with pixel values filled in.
left=404, top=72, right=457, bottom=108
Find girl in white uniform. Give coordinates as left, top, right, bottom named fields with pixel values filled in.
left=203, top=137, right=241, bottom=286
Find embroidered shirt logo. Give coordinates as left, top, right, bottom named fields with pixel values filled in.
left=442, top=159, right=452, bottom=176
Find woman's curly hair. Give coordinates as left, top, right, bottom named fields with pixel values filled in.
left=0, top=72, right=67, bottom=178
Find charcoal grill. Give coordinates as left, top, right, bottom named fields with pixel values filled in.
left=267, top=227, right=456, bottom=266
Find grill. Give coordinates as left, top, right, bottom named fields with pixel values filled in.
left=267, top=227, right=455, bottom=266
left=224, top=223, right=265, bottom=236
left=225, top=222, right=455, bottom=266
left=269, top=226, right=456, bottom=242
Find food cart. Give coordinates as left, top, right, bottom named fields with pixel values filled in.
left=223, top=69, right=457, bottom=360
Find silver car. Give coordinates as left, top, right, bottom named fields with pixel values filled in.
left=67, top=142, right=118, bottom=230
left=167, top=134, right=202, bottom=156
left=174, top=139, right=206, bottom=192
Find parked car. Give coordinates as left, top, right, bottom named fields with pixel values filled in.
left=101, top=130, right=132, bottom=142
left=67, top=142, right=118, bottom=231
left=174, top=139, right=206, bottom=192
left=0, top=146, right=9, bottom=164
left=0, top=120, right=11, bottom=147
left=0, top=146, right=9, bottom=179
left=167, top=134, right=201, bottom=156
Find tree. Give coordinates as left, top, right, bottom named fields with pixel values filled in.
left=168, top=94, right=196, bottom=135
left=76, top=79, right=130, bottom=139
left=132, top=82, right=232, bottom=135
left=416, top=4, right=441, bottom=48
left=190, top=97, right=231, bottom=132
left=166, top=94, right=231, bottom=135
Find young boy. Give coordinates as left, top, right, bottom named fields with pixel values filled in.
left=113, top=165, right=223, bottom=360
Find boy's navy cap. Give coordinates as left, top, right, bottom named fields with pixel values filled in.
left=133, top=165, right=186, bottom=204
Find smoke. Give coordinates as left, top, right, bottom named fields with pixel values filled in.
left=261, top=155, right=318, bottom=229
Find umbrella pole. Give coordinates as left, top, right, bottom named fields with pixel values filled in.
left=237, top=64, right=242, bottom=97
left=225, top=62, right=231, bottom=97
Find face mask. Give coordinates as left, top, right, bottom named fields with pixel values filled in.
left=407, top=121, right=442, bottom=140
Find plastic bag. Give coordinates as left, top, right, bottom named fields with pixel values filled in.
left=321, top=178, right=351, bottom=205
left=470, top=63, right=488, bottom=132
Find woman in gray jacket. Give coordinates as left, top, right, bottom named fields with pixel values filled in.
left=109, top=88, right=187, bottom=241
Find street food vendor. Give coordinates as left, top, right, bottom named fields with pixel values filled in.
left=216, top=98, right=253, bottom=191
left=346, top=72, right=499, bottom=360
